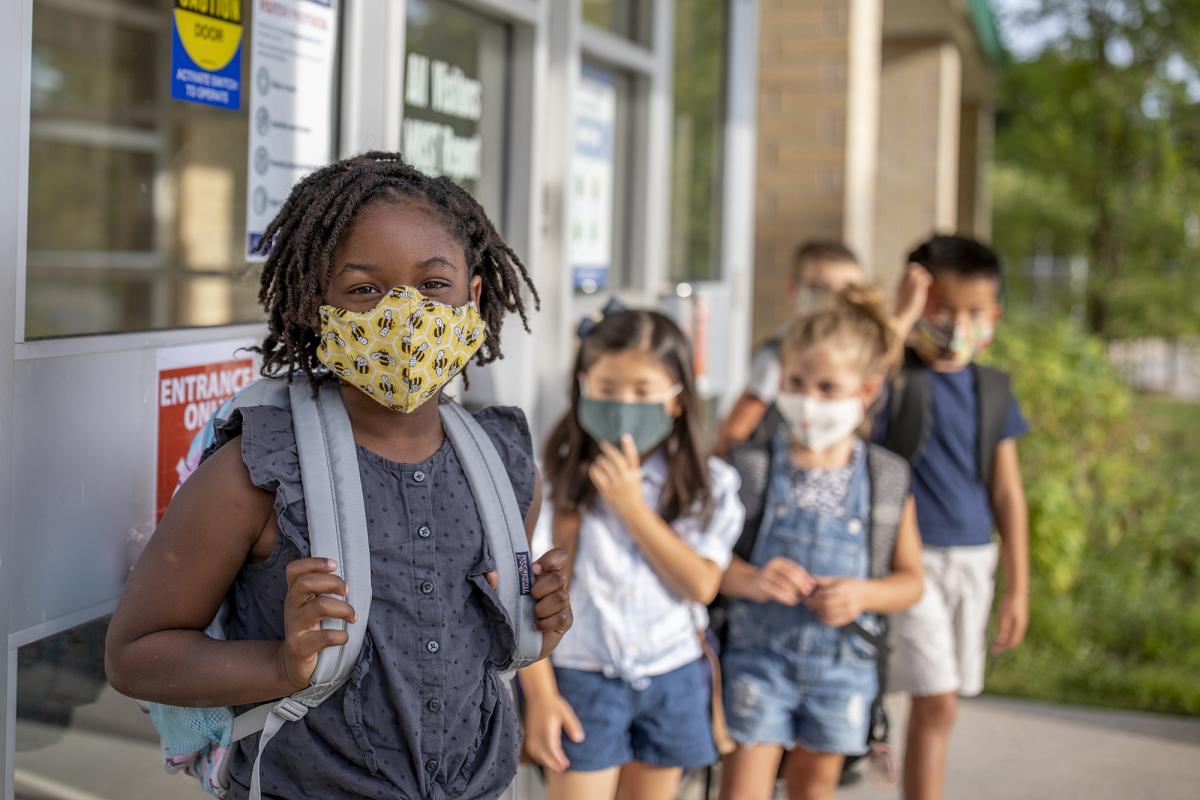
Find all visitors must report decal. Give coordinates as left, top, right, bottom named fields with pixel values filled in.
left=155, top=340, right=258, bottom=522
left=171, top=0, right=244, bottom=109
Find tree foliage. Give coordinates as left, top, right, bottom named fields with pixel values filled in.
left=993, top=0, right=1200, bottom=337
left=983, top=314, right=1200, bottom=714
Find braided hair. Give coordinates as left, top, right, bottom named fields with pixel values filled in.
left=252, top=151, right=539, bottom=380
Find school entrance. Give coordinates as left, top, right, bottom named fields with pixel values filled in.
left=0, top=1, right=758, bottom=797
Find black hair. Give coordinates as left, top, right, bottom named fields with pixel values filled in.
left=543, top=310, right=712, bottom=525
left=792, top=239, right=859, bottom=281
left=253, top=151, right=539, bottom=380
left=908, top=234, right=1001, bottom=282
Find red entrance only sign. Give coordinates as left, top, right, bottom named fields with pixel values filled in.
left=155, top=347, right=256, bottom=522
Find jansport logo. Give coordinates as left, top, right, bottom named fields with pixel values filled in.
left=515, top=552, right=532, bottom=596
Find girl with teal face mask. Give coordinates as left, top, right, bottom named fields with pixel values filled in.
left=518, top=309, right=746, bottom=800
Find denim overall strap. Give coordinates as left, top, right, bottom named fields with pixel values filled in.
left=746, top=430, right=797, bottom=567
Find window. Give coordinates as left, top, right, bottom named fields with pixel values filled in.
left=15, top=617, right=206, bottom=797
left=582, top=0, right=650, bottom=45
left=570, top=64, right=635, bottom=294
left=403, top=0, right=511, bottom=224
left=24, top=0, right=280, bottom=339
left=670, top=0, right=727, bottom=283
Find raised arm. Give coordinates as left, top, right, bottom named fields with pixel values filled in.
left=589, top=438, right=724, bottom=604
left=715, top=392, right=770, bottom=458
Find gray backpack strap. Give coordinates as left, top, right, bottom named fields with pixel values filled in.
left=286, top=378, right=372, bottom=688
left=865, top=444, right=910, bottom=580
left=728, top=405, right=784, bottom=563
left=229, top=377, right=373, bottom=800
left=439, top=402, right=542, bottom=676
left=226, top=378, right=289, bottom=411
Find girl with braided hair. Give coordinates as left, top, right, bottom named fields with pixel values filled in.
left=107, top=153, right=573, bottom=799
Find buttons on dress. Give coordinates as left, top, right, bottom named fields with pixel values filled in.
left=427, top=698, right=442, bottom=713
left=420, top=580, right=434, bottom=595
left=413, top=470, right=426, bottom=482
left=426, top=639, right=440, bottom=654
left=425, top=759, right=439, bottom=773
left=418, top=525, right=432, bottom=539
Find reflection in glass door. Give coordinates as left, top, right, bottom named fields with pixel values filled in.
left=403, top=0, right=511, bottom=225
left=25, top=0, right=272, bottom=339
left=14, top=617, right=207, bottom=799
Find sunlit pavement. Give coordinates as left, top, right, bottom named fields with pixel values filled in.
left=668, top=695, right=1200, bottom=800
left=835, top=695, right=1200, bottom=800
left=15, top=689, right=1200, bottom=799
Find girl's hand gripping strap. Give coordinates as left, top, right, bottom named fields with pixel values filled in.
left=238, top=378, right=373, bottom=800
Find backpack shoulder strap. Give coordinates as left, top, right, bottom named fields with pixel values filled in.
left=287, top=378, right=373, bottom=687
left=227, top=377, right=289, bottom=411
left=865, top=444, right=910, bottom=580
left=728, top=406, right=782, bottom=562
left=881, top=349, right=932, bottom=467
left=439, top=401, right=542, bottom=676
left=231, top=377, right=374, bottom=800
left=973, top=364, right=1012, bottom=489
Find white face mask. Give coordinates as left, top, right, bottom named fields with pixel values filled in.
left=776, top=392, right=864, bottom=451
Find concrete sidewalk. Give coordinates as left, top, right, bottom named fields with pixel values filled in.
left=516, top=694, right=1200, bottom=800
left=836, top=695, right=1200, bottom=800
left=670, top=694, right=1200, bottom=800
left=13, top=689, right=1200, bottom=799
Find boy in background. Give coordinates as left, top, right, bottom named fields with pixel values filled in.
left=874, top=234, right=1030, bottom=800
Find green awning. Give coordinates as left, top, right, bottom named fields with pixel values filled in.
left=967, top=0, right=1003, bottom=65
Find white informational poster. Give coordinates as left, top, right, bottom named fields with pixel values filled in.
left=570, top=67, right=617, bottom=292
left=245, top=0, right=339, bottom=258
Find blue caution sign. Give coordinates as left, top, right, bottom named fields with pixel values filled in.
left=171, top=0, right=243, bottom=109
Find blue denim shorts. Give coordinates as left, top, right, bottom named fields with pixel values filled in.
left=553, top=659, right=718, bottom=772
left=722, top=639, right=878, bottom=756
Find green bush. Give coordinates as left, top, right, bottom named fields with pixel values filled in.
left=981, top=315, right=1200, bottom=714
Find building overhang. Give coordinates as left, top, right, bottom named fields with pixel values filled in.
left=882, top=0, right=1002, bottom=103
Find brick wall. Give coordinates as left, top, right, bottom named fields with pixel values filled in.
left=752, top=0, right=854, bottom=344
left=872, top=40, right=962, bottom=290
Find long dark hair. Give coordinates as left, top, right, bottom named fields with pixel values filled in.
left=543, top=310, right=712, bottom=524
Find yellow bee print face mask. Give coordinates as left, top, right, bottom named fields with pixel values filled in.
left=316, top=286, right=486, bottom=413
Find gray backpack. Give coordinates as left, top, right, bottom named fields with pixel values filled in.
left=147, top=376, right=541, bottom=799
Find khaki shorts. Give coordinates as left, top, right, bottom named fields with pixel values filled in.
left=889, top=543, right=999, bottom=698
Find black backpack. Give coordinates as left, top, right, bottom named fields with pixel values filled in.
left=882, top=348, right=1013, bottom=488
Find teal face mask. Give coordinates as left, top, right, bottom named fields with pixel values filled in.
left=577, top=395, right=678, bottom=454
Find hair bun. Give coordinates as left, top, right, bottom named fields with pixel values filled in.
left=782, top=283, right=901, bottom=374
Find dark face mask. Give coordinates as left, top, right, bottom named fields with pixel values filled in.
left=577, top=396, right=677, bottom=454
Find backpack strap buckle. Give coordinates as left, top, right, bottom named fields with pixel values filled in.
left=271, top=698, right=309, bottom=723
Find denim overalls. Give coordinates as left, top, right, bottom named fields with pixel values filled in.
left=722, top=434, right=880, bottom=755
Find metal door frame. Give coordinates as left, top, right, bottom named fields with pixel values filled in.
left=0, top=2, right=381, bottom=795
